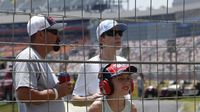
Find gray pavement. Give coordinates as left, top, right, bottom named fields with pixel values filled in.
left=65, top=102, right=88, bottom=112
left=65, top=100, right=184, bottom=112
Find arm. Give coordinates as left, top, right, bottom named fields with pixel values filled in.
left=16, top=81, right=73, bottom=105
left=71, top=93, right=102, bottom=106
left=16, top=87, right=55, bottom=104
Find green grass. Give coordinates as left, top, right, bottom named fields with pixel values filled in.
left=178, top=97, right=200, bottom=112
left=179, top=96, right=200, bottom=102
left=0, top=103, right=18, bottom=112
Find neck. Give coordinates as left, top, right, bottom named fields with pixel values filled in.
left=31, top=45, right=47, bottom=59
left=106, top=95, right=125, bottom=111
left=99, top=47, right=117, bottom=60
left=108, top=93, right=125, bottom=99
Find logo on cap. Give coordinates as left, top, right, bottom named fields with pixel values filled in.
left=46, top=16, right=56, bottom=26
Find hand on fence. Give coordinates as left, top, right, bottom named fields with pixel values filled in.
left=90, top=93, right=103, bottom=101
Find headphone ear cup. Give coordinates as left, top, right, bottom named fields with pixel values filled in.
left=99, top=79, right=112, bottom=95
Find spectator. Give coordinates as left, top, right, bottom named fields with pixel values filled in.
left=89, top=64, right=137, bottom=112
left=13, top=15, right=73, bottom=112
left=137, top=73, right=145, bottom=97
left=71, top=19, right=128, bottom=106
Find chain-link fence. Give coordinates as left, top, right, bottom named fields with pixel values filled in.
left=0, top=0, right=200, bottom=112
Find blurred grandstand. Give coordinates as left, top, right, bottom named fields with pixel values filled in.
left=0, top=0, right=125, bottom=13
left=1, top=0, right=200, bottom=81
left=63, top=35, right=200, bottom=81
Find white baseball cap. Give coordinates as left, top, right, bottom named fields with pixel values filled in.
left=96, top=19, right=127, bottom=41
left=27, top=15, right=65, bottom=36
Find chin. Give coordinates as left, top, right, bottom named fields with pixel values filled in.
left=120, top=90, right=129, bottom=95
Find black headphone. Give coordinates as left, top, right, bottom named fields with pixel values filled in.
left=98, top=64, right=136, bottom=95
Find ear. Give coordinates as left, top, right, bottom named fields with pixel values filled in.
left=99, top=36, right=105, bottom=45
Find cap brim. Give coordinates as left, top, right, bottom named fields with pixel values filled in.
left=111, top=65, right=137, bottom=78
left=113, top=23, right=127, bottom=32
left=48, top=23, right=66, bottom=31
left=125, top=66, right=137, bottom=73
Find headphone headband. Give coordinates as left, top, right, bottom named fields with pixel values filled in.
left=98, top=64, right=136, bottom=95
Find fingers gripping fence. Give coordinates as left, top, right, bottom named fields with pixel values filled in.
left=0, top=0, right=200, bottom=112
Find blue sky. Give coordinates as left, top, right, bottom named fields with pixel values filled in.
left=122, top=0, right=174, bottom=10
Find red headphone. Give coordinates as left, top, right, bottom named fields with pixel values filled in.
left=98, top=64, right=135, bottom=95
left=99, top=78, right=114, bottom=95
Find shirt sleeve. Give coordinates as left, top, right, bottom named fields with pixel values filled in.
left=14, top=61, right=38, bottom=90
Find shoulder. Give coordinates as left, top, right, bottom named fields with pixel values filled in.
left=125, top=100, right=137, bottom=112
left=116, top=56, right=127, bottom=61
left=88, top=55, right=99, bottom=61
left=129, top=101, right=137, bottom=112
left=16, top=47, right=28, bottom=58
left=89, top=99, right=102, bottom=112
left=16, top=47, right=37, bottom=59
left=131, top=103, right=137, bottom=112
left=80, top=55, right=100, bottom=70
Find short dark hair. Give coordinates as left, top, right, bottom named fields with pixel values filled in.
left=30, top=33, right=37, bottom=42
left=99, top=34, right=106, bottom=49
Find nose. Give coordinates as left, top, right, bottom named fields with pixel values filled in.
left=115, top=33, right=121, bottom=38
left=114, top=35, right=121, bottom=41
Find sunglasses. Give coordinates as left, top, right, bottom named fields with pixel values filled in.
left=104, top=30, right=123, bottom=37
